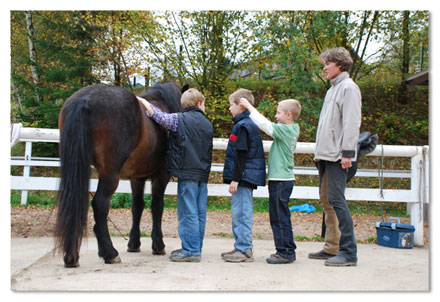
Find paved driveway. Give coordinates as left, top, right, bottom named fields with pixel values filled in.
left=11, top=237, right=429, bottom=291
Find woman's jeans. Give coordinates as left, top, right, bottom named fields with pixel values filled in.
left=320, top=169, right=341, bottom=255
left=177, top=180, right=208, bottom=256
left=268, top=181, right=297, bottom=260
left=231, top=186, right=254, bottom=252
left=317, top=160, right=358, bottom=262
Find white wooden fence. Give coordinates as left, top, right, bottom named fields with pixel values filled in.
left=10, top=125, right=429, bottom=246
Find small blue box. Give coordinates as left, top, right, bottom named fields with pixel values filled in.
left=376, top=217, right=415, bottom=249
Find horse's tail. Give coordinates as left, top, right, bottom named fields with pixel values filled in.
left=55, top=98, right=93, bottom=265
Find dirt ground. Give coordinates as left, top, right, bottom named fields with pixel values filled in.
left=10, top=207, right=429, bottom=246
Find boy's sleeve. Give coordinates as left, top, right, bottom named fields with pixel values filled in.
left=249, top=111, right=274, bottom=137
left=235, top=126, right=250, bottom=152
left=232, top=127, right=249, bottom=181
left=146, top=104, right=179, bottom=132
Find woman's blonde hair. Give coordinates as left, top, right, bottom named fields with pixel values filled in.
left=181, top=88, right=205, bottom=109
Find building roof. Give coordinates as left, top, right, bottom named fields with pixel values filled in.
left=406, top=70, right=429, bottom=86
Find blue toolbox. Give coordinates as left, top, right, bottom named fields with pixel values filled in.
left=376, top=217, right=415, bottom=249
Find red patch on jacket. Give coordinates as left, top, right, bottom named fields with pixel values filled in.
left=229, top=134, right=238, bottom=141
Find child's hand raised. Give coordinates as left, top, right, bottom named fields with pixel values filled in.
left=137, top=96, right=154, bottom=115
left=239, top=98, right=251, bottom=109
left=239, top=98, right=257, bottom=114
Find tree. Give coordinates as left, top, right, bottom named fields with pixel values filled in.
left=11, top=11, right=99, bottom=130
left=10, top=10, right=429, bottom=143
left=130, top=11, right=257, bottom=97
left=91, top=11, right=151, bottom=89
left=397, top=11, right=410, bottom=104
left=289, top=11, right=382, bottom=84
left=373, top=11, right=428, bottom=102
left=25, top=11, right=41, bottom=102
left=250, top=11, right=322, bottom=96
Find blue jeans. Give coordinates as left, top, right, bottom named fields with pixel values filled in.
left=231, top=186, right=254, bottom=252
left=268, top=181, right=297, bottom=260
left=177, top=180, right=208, bottom=256
left=317, top=160, right=357, bottom=262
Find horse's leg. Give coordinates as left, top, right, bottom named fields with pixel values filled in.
left=92, top=174, right=121, bottom=264
left=150, top=170, right=170, bottom=255
left=127, top=178, right=146, bottom=252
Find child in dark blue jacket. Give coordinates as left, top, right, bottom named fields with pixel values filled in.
left=221, top=88, right=266, bottom=263
left=138, top=88, right=213, bottom=263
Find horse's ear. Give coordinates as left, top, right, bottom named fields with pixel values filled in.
left=181, top=84, right=189, bottom=93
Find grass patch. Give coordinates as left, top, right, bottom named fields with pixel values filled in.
left=294, top=235, right=325, bottom=242
left=218, top=233, right=234, bottom=238
left=358, top=237, right=377, bottom=244
left=10, top=189, right=407, bottom=217
left=11, top=190, right=57, bottom=208
left=109, top=231, right=150, bottom=237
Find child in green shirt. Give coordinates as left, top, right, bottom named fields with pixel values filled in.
left=240, top=98, right=301, bottom=264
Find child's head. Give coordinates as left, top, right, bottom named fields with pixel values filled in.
left=228, top=88, right=254, bottom=117
left=319, top=47, right=353, bottom=72
left=181, top=88, right=205, bottom=111
left=276, top=99, right=301, bottom=124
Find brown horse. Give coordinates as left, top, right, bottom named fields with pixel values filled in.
left=55, top=82, right=186, bottom=267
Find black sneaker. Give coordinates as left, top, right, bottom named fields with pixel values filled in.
left=266, top=253, right=295, bottom=264
left=308, top=250, right=336, bottom=260
left=324, top=255, right=357, bottom=267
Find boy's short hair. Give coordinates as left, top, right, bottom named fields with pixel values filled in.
left=181, top=88, right=205, bottom=109
left=229, top=88, right=254, bottom=105
left=319, top=47, right=353, bottom=72
left=279, top=99, right=301, bottom=121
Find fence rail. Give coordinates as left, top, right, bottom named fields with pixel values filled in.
left=10, top=125, right=429, bottom=246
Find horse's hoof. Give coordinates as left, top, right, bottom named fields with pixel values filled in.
left=127, top=247, right=141, bottom=253
left=105, top=255, right=122, bottom=264
left=64, top=262, right=79, bottom=268
left=152, top=249, right=166, bottom=256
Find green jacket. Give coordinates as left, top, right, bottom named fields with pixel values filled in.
left=249, top=111, right=300, bottom=180
left=268, top=123, right=300, bottom=180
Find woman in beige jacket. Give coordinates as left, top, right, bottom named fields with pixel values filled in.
left=309, top=47, right=361, bottom=267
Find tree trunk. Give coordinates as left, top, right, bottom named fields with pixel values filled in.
left=113, top=59, right=121, bottom=86
left=144, top=67, right=150, bottom=89
left=25, top=10, right=41, bottom=101
left=398, top=11, right=410, bottom=104
left=11, top=80, right=24, bottom=120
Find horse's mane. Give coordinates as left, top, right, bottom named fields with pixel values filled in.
left=141, top=82, right=182, bottom=113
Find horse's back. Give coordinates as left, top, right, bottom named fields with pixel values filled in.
left=60, top=85, right=142, bottom=174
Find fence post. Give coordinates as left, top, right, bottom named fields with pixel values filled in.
left=20, top=141, right=32, bottom=205
left=423, top=145, right=430, bottom=209
left=409, top=146, right=424, bottom=246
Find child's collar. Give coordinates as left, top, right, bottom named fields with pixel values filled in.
left=232, top=110, right=250, bottom=124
